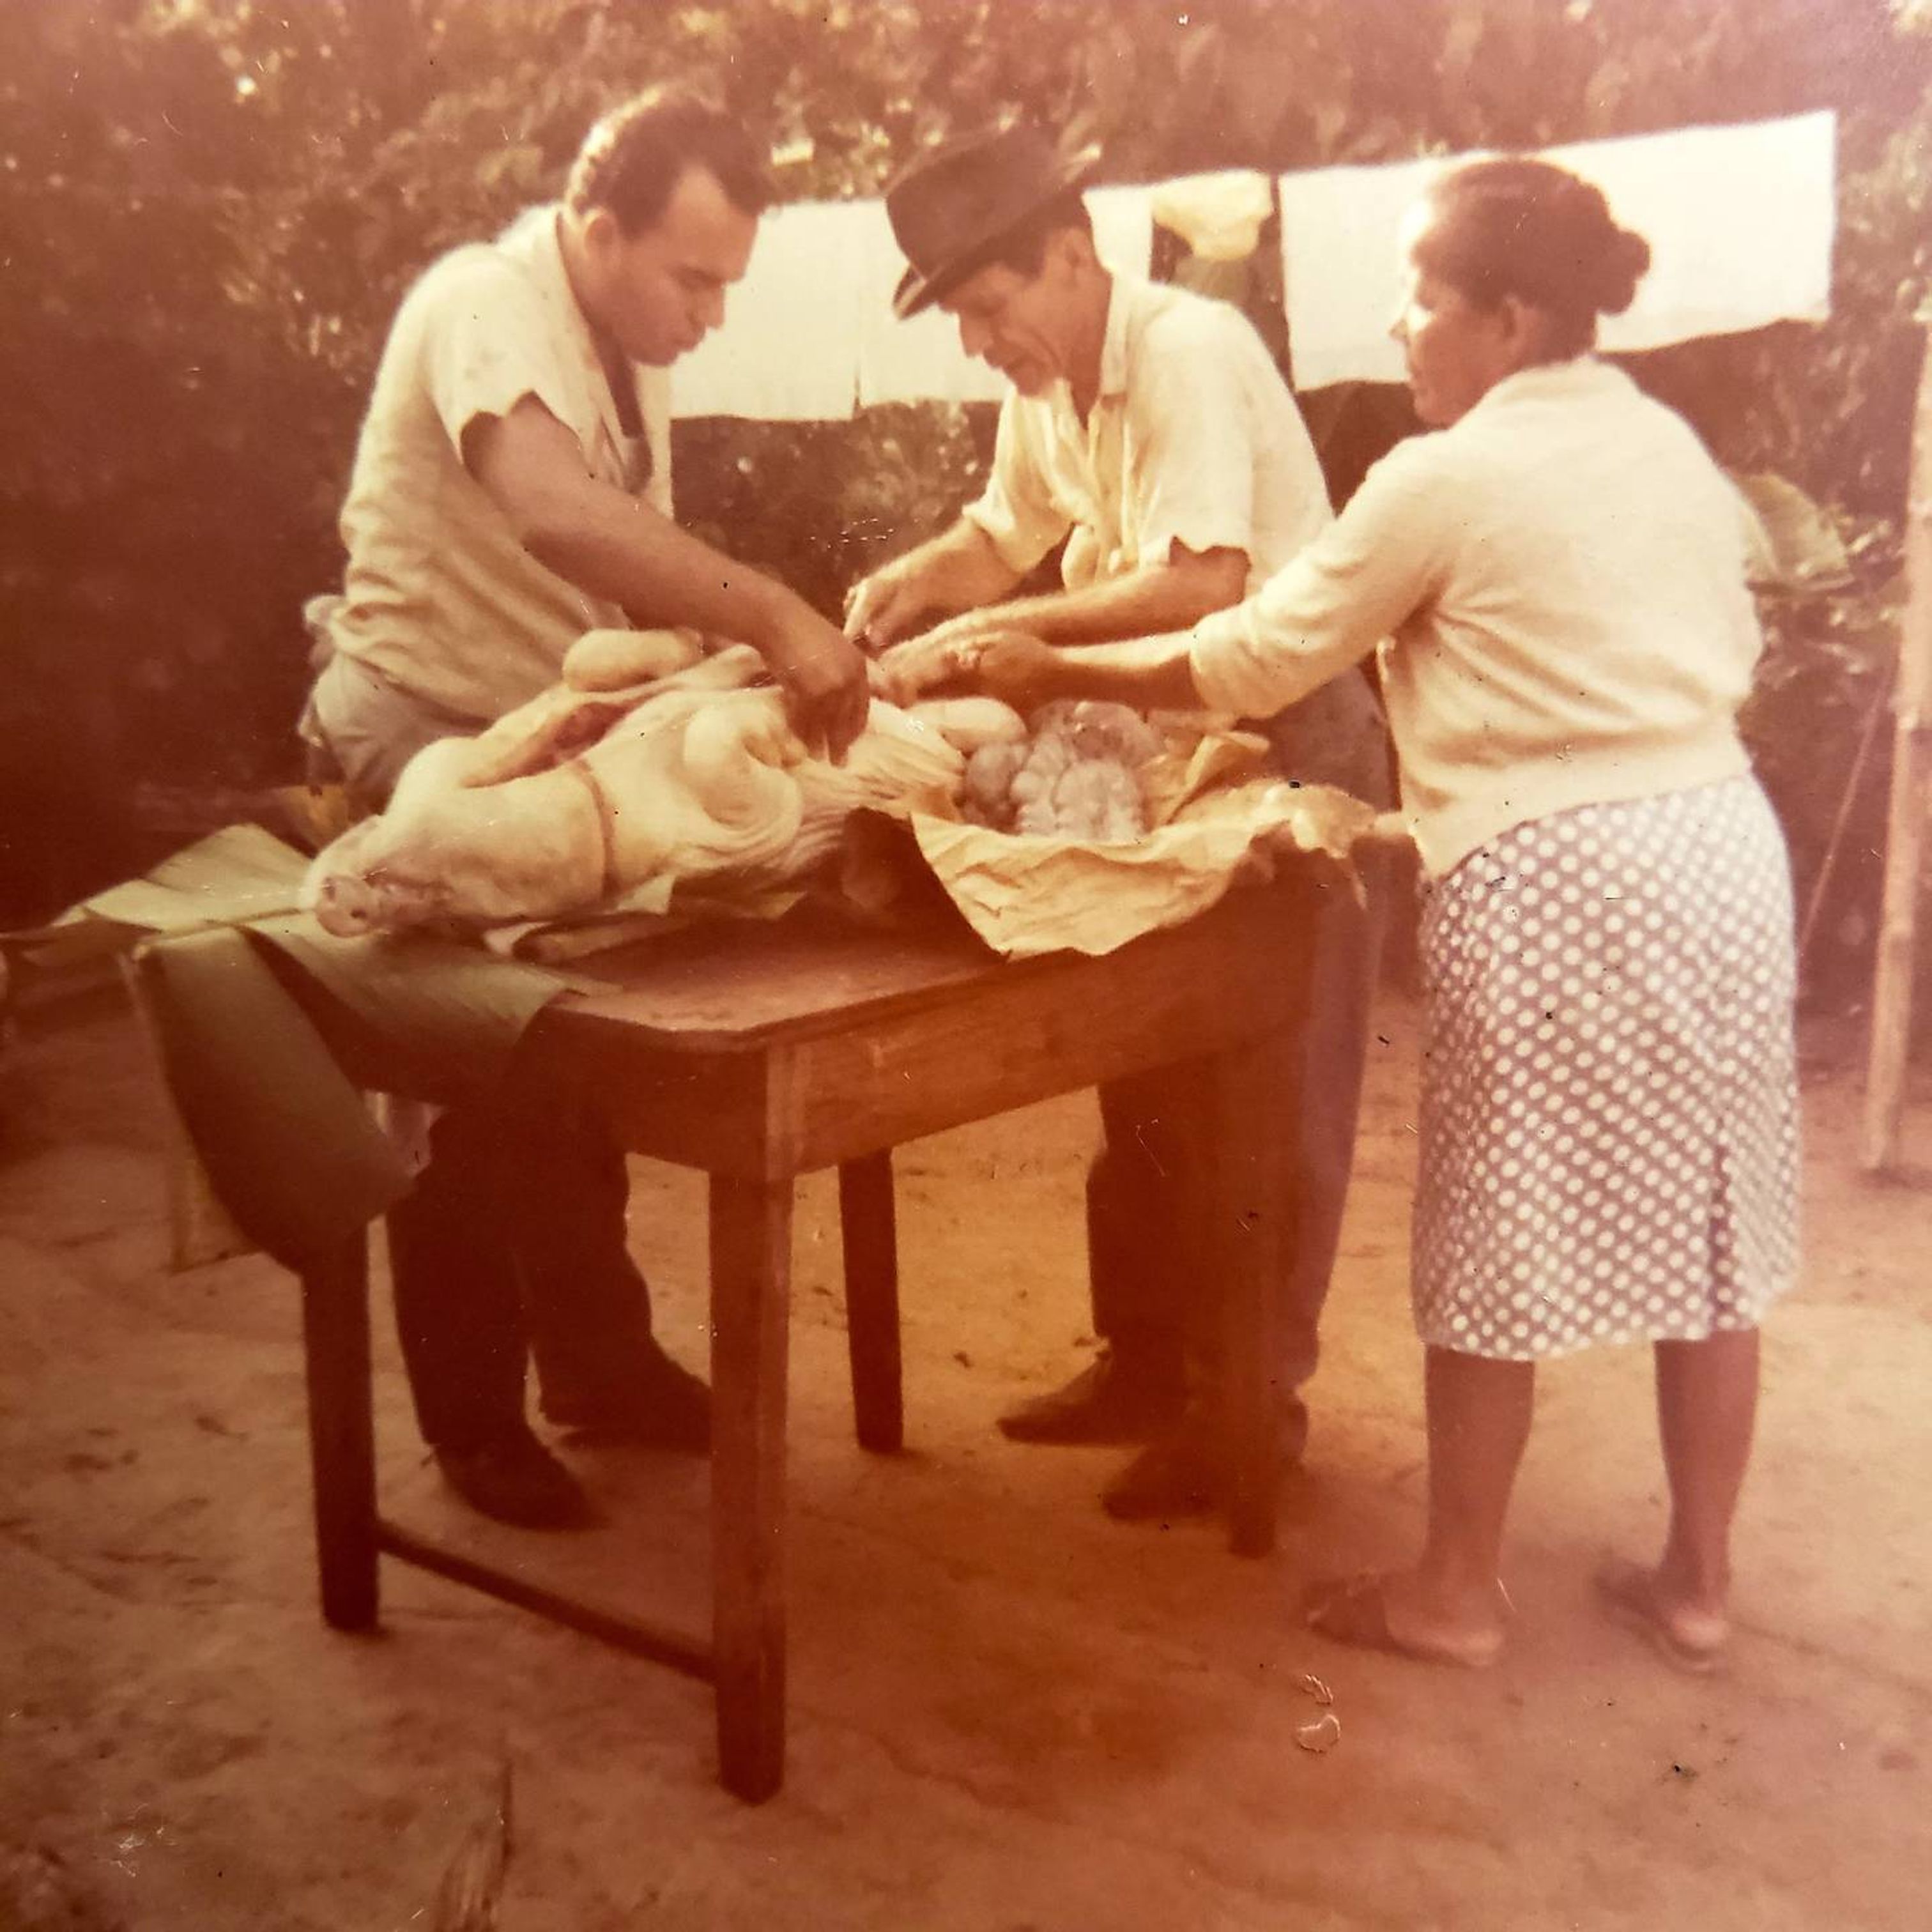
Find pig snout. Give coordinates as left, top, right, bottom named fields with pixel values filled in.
left=311, top=871, right=383, bottom=937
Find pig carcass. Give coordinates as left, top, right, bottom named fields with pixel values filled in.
left=303, top=630, right=1025, bottom=936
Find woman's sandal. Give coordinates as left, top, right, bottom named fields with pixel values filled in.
left=1301, top=1572, right=1506, bottom=1670
left=1594, top=1558, right=1729, bottom=1676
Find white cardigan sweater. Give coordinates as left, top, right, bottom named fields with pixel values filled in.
left=1188, top=359, right=1761, bottom=876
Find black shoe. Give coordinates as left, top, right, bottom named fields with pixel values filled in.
left=1102, top=1405, right=1315, bottom=1523
left=433, top=1427, right=599, bottom=1530
left=542, top=1342, right=710, bottom=1452
left=997, top=1348, right=1185, bottom=1445
left=1101, top=1425, right=1222, bottom=1521
left=1278, top=1393, right=1311, bottom=1469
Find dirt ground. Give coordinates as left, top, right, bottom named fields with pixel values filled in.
left=3, top=975, right=1930, bottom=1931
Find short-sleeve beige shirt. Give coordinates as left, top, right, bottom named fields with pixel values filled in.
left=326, top=205, right=674, bottom=723
left=963, top=274, right=1389, bottom=799
left=963, top=275, right=1331, bottom=593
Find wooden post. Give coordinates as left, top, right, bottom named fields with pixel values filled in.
left=1863, top=330, right=1932, bottom=1173
left=1213, top=1032, right=1291, bottom=1560
left=709, top=1170, right=793, bottom=1804
left=119, top=953, right=256, bottom=1271
left=838, top=1153, right=904, bottom=1453
left=300, top=1234, right=380, bottom=1632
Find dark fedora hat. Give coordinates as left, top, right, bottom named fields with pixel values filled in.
left=885, top=123, right=1103, bottom=319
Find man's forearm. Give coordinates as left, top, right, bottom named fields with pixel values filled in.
left=850, top=519, right=1020, bottom=640
left=519, top=482, right=811, bottom=651
left=903, top=520, right=1022, bottom=612
left=469, top=397, right=815, bottom=652
left=468, top=398, right=866, bottom=756
left=960, top=553, right=1247, bottom=647
left=1023, top=633, right=1206, bottom=710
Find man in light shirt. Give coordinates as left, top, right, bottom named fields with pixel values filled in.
left=848, top=124, right=1390, bottom=1519
left=302, top=88, right=868, bottom=1530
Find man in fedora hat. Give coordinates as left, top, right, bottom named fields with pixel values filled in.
left=847, top=121, right=1392, bottom=1521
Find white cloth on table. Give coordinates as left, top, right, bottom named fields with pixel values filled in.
left=1276, top=111, right=1836, bottom=391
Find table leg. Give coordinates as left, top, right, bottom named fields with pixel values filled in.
left=709, top=1174, right=793, bottom=1804
left=300, top=1233, right=379, bottom=1631
left=838, top=1152, right=903, bottom=1452
left=1210, top=1036, right=1289, bottom=1560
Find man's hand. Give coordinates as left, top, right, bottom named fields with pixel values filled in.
left=758, top=608, right=871, bottom=762
left=870, top=609, right=1017, bottom=706
left=868, top=625, right=977, bottom=707
left=845, top=521, right=1023, bottom=651
left=907, top=607, right=1003, bottom=657
left=843, top=555, right=935, bottom=650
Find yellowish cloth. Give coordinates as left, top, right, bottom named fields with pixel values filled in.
left=906, top=759, right=1391, bottom=960
left=27, top=826, right=569, bottom=1271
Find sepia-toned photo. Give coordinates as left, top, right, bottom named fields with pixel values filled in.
left=3, top=2, right=1928, bottom=1924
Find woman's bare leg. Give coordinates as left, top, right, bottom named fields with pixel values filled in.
left=1405, top=1349, right=1535, bottom=1627
left=1650, top=1325, right=1760, bottom=1623
left=1306, top=1347, right=1531, bottom=1663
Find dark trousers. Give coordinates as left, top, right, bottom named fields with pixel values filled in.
left=1085, top=851, right=1390, bottom=1448
left=310, top=679, right=658, bottom=1455
left=386, top=1094, right=656, bottom=1450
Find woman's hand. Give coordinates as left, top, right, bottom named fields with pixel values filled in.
left=971, top=632, right=1065, bottom=714
left=870, top=623, right=1066, bottom=714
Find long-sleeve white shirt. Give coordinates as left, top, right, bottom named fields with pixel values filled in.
left=1188, top=358, right=1761, bottom=876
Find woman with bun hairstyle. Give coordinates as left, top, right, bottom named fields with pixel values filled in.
left=962, top=156, right=1800, bottom=1672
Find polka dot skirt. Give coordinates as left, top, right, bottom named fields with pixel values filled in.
left=1413, top=777, right=1800, bottom=1361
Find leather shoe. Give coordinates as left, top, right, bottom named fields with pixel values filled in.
left=1101, top=1425, right=1222, bottom=1521
left=434, top=1427, right=598, bottom=1530
left=997, top=1348, right=1185, bottom=1445
left=542, top=1342, right=710, bottom=1451
left=1101, top=1406, right=1313, bottom=1522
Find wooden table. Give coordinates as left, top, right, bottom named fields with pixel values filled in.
left=297, top=875, right=1317, bottom=1802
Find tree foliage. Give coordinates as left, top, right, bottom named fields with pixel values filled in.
left=5, top=0, right=1931, bottom=1005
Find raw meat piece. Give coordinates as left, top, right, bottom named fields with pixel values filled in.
left=968, top=698, right=1158, bottom=843
left=907, top=696, right=1028, bottom=755
left=1032, top=699, right=1162, bottom=767
left=1047, top=759, right=1143, bottom=843
left=963, top=740, right=1030, bottom=827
